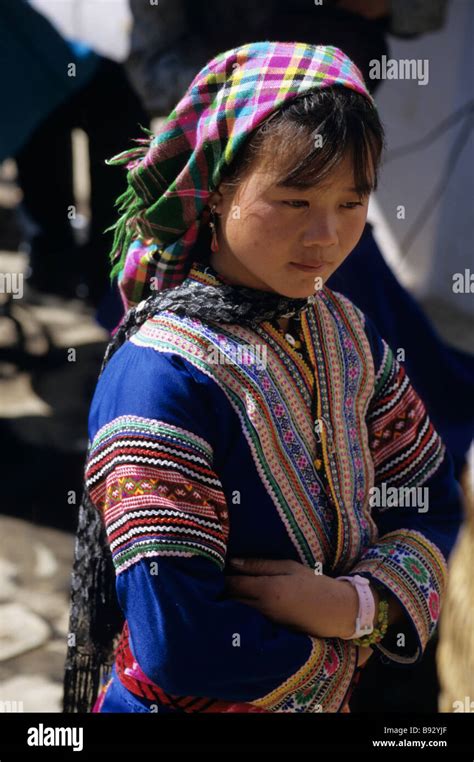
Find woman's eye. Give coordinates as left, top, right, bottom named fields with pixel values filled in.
left=341, top=201, right=364, bottom=209
left=282, top=200, right=308, bottom=208
left=282, top=200, right=365, bottom=209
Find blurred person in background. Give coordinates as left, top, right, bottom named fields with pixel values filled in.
left=126, top=0, right=449, bottom=118
left=0, top=0, right=148, bottom=307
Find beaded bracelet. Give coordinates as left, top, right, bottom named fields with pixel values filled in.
left=353, top=596, right=390, bottom=647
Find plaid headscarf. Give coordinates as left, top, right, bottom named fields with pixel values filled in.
left=106, top=41, right=374, bottom=312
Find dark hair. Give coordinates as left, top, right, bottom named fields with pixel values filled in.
left=194, top=85, right=385, bottom=261
left=223, top=85, right=385, bottom=193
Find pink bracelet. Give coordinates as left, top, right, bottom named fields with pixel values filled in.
left=336, top=575, right=375, bottom=640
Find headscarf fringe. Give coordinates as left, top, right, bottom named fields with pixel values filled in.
left=104, top=124, right=156, bottom=282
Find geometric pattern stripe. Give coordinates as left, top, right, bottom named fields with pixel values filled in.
left=367, top=341, right=446, bottom=487
left=86, top=416, right=229, bottom=573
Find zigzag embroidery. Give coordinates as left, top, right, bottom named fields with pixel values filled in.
left=373, top=425, right=443, bottom=482
left=373, top=341, right=392, bottom=383
left=88, top=438, right=211, bottom=470
left=109, top=524, right=227, bottom=554
left=91, top=415, right=213, bottom=459
left=368, top=373, right=410, bottom=419
left=107, top=509, right=223, bottom=537
left=375, top=444, right=445, bottom=488
left=87, top=454, right=221, bottom=490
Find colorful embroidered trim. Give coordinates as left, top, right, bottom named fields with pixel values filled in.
left=86, top=416, right=229, bottom=573
left=351, top=529, right=448, bottom=654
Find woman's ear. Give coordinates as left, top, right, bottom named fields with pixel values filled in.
left=208, top=189, right=224, bottom=215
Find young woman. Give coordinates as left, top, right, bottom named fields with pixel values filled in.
left=63, top=41, right=463, bottom=714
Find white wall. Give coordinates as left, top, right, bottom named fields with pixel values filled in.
left=30, top=0, right=131, bottom=62
left=369, top=0, right=473, bottom=317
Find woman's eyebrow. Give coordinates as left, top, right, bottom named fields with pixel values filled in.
left=274, top=182, right=373, bottom=194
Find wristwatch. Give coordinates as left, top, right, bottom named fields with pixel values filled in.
left=336, top=574, right=375, bottom=640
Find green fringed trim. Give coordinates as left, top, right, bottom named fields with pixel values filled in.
left=106, top=184, right=143, bottom=282
left=103, top=124, right=156, bottom=282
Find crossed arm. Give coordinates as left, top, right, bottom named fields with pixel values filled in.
left=225, top=557, right=405, bottom=640
left=225, top=556, right=406, bottom=668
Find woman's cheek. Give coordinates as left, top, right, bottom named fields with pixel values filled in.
left=237, top=211, right=281, bottom=247
left=257, top=208, right=291, bottom=239
left=341, top=209, right=367, bottom=249
left=223, top=215, right=246, bottom=247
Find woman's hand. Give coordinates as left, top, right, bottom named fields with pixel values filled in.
left=225, top=557, right=361, bottom=639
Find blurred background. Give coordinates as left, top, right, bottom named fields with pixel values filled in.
left=0, top=0, right=472, bottom=714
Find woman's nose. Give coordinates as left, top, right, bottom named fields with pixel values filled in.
left=302, top=216, right=338, bottom=248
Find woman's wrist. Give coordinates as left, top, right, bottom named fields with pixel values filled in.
left=336, top=579, right=364, bottom=639
left=337, top=576, right=407, bottom=643
left=294, top=571, right=406, bottom=641
left=336, top=578, right=381, bottom=640
left=304, top=575, right=363, bottom=639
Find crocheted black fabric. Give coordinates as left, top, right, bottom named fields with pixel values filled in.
left=101, top=264, right=315, bottom=368
left=63, top=263, right=315, bottom=712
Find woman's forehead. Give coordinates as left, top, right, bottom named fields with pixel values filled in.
left=252, top=153, right=364, bottom=192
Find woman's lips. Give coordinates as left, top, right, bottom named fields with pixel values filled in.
left=290, top=261, right=329, bottom=272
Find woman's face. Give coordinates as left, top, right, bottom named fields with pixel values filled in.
left=208, top=150, right=372, bottom=297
